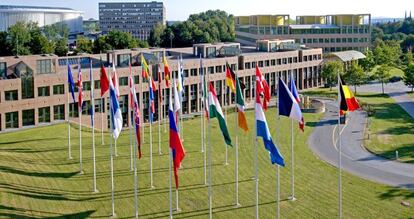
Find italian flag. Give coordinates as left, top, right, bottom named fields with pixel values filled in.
left=209, top=82, right=232, bottom=146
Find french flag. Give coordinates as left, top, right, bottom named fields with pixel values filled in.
left=169, top=89, right=185, bottom=188
left=256, top=81, right=285, bottom=166
left=109, top=78, right=123, bottom=139
left=278, top=78, right=304, bottom=131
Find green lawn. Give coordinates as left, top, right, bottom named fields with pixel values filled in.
left=1, top=109, right=414, bottom=218
left=301, top=87, right=337, bottom=98
left=358, top=93, right=414, bottom=163
left=370, top=65, right=405, bottom=77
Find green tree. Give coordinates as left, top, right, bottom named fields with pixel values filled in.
left=93, top=35, right=112, bottom=54
left=55, top=38, right=68, bottom=56
left=374, top=65, right=392, bottom=94
left=148, top=23, right=165, bottom=47
left=401, top=34, right=414, bottom=52
left=0, top=31, right=11, bottom=56
left=403, top=64, right=414, bottom=92
left=29, top=24, right=54, bottom=54
left=7, top=22, right=31, bottom=55
left=75, top=36, right=93, bottom=54
left=321, top=60, right=344, bottom=90
left=344, top=61, right=366, bottom=94
left=359, top=50, right=376, bottom=73
left=107, top=30, right=136, bottom=49
left=373, top=40, right=402, bottom=66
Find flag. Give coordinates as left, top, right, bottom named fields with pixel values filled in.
left=256, top=82, right=285, bottom=166
left=158, top=65, right=163, bottom=103
left=236, top=74, right=248, bottom=132
left=339, top=77, right=360, bottom=114
left=77, top=64, right=83, bottom=111
left=169, top=89, right=186, bottom=189
left=256, top=66, right=271, bottom=110
left=141, top=54, right=150, bottom=81
left=149, top=76, right=156, bottom=123
left=100, top=58, right=110, bottom=97
left=67, top=63, right=76, bottom=103
left=173, top=79, right=181, bottom=124
left=177, top=55, right=184, bottom=100
left=289, top=75, right=300, bottom=103
left=200, top=57, right=209, bottom=119
left=89, top=59, right=94, bottom=126
left=111, top=63, right=120, bottom=99
left=129, top=70, right=142, bottom=158
left=279, top=78, right=304, bottom=131
left=109, top=78, right=123, bottom=139
left=163, top=54, right=171, bottom=87
left=208, top=82, right=232, bottom=146
left=225, top=62, right=236, bottom=93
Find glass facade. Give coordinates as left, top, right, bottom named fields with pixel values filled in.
left=0, top=62, right=6, bottom=79
left=5, top=90, right=18, bottom=101
left=53, top=84, right=65, bottom=95
left=53, top=105, right=65, bottom=120
left=38, top=107, right=50, bottom=123
left=37, top=59, right=52, bottom=74
left=22, top=109, right=35, bottom=126
left=5, top=111, right=18, bottom=129
left=38, top=86, right=50, bottom=97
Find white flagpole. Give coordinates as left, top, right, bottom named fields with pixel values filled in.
left=224, top=88, right=228, bottom=166
left=176, top=188, right=181, bottom=212
left=129, top=60, right=133, bottom=171
left=141, top=80, right=145, bottom=144
left=133, top=113, right=139, bottom=219
left=207, top=73, right=213, bottom=219
left=235, top=73, right=240, bottom=207
left=158, top=74, right=162, bottom=155
left=254, top=80, right=259, bottom=219
left=67, top=81, right=72, bottom=160
left=79, top=101, right=83, bottom=174
left=150, top=84, right=154, bottom=189
left=200, top=56, right=207, bottom=185
left=338, top=72, right=343, bottom=219
left=101, top=96, right=104, bottom=145
left=277, top=99, right=281, bottom=219
left=168, top=86, right=173, bottom=219
left=91, top=60, right=98, bottom=193
left=109, top=104, right=116, bottom=217
left=289, top=119, right=296, bottom=201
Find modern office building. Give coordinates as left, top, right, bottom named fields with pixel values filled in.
left=0, top=40, right=323, bottom=131
left=99, top=1, right=166, bottom=41
left=235, top=14, right=371, bottom=53
left=0, top=5, right=83, bottom=35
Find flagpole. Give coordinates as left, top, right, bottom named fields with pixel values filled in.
left=158, top=75, right=162, bottom=155
left=101, top=96, right=104, bottom=145
left=277, top=105, right=281, bottom=219
left=235, top=72, right=240, bottom=207
left=289, top=119, right=296, bottom=201
left=129, top=60, right=134, bottom=171
left=150, top=86, right=154, bottom=189
left=133, top=113, right=139, bottom=219
left=169, top=146, right=173, bottom=219
left=67, top=80, right=72, bottom=160
left=91, top=60, right=98, bottom=193
left=200, top=56, right=207, bottom=186
left=176, top=189, right=181, bottom=212
left=224, top=88, right=228, bottom=166
left=109, top=103, right=116, bottom=217
left=338, top=72, right=343, bottom=219
left=141, top=81, right=145, bottom=144
left=254, top=80, right=259, bottom=219
left=207, top=74, right=213, bottom=219
left=79, top=99, right=83, bottom=174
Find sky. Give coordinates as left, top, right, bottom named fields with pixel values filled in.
left=1, top=0, right=413, bottom=20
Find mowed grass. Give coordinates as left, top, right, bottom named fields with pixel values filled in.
left=370, top=65, right=405, bottom=77
left=1, top=108, right=414, bottom=218
left=358, top=93, right=414, bottom=163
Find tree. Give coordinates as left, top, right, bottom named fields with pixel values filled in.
left=93, top=35, right=112, bottom=54
left=0, top=31, right=11, bottom=56
left=75, top=36, right=93, bottom=54
left=359, top=50, right=376, bottom=73
left=321, top=60, right=344, bottom=90
left=55, top=38, right=68, bottom=56
left=403, top=64, right=414, bottom=92
left=343, top=61, right=366, bottom=94
left=7, top=22, right=31, bottom=55
left=29, top=24, right=54, bottom=54
left=148, top=23, right=165, bottom=47
left=373, top=40, right=402, bottom=66
left=107, top=30, right=136, bottom=49
left=401, top=34, right=414, bottom=52
left=374, top=65, right=392, bottom=94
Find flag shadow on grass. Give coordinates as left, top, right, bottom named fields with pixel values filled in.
left=0, top=137, right=61, bottom=146
left=378, top=185, right=414, bottom=200
left=0, top=165, right=78, bottom=178
left=305, top=119, right=337, bottom=127
left=0, top=204, right=95, bottom=219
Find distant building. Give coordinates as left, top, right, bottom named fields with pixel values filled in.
left=99, top=1, right=166, bottom=41
left=235, top=14, right=371, bottom=53
left=0, top=5, right=83, bottom=35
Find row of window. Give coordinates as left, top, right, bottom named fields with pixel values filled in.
left=302, top=37, right=369, bottom=44
left=4, top=105, right=64, bottom=129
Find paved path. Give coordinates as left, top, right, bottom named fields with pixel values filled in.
left=358, top=81, right=414, bottom=118
left=308, top=100, right=414, bottom=190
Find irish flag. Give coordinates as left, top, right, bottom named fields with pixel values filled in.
left=236, top=74, right=248, bottom=132
left=208, top=82, right=232, bottom=146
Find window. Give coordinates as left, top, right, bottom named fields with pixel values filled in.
left=38, top=86, right=50, bottom=97
left=119, top=77, right=128, bottom=86
left=215, top=66, right=222, bottom=73
left=69, top=103, right=79, bottom=118
left=38, top=107, right=50, bottom=123
left=118, top=54, right=131, bottom=67
left=21, top=71, right=34, bottom=99
left=36, top=59, right=52, bottom=74
left=190, top=68, right=197, bottom=76
left=245, top=62, right=251, bottom=69
left=5, top=111, right=18, bottom=129
left=83, top=81, right=91, bottom=91
left=94, top=80, right=101, bottom=89
left=271, top=60, right=276, bottom=66
left=134, top=75, right=140, bottom=84
left=0, top=62, right=6, bottom=79
left=258, top=61, right=264, bottom=67
left=53, top=84, right=65, bottom=95
left=265, top=60, right=270, bottom=67
left=5, top=90, right=18, bottom=101
left=22, top=109, right=35, bottom=126
left=54, top=105, right=65, bottom=120
left=95, top=98, right=105, bottom=113
left=207, top=67, right=214, bottom=74
left=206, top=47, right=216, bottom=58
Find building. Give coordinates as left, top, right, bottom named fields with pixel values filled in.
left=235, top=14, right=371, bottom=53
left=99, top=1, right=166, bottom=41
left=0, top=41, right=323, bottom=131
left=0, top=5, right=83, bottom=35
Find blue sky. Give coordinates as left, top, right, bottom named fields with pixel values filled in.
left=1, top=0, right=413, bottom=20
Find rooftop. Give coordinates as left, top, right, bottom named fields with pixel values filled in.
left=0, top=5, right=82, bottom=13
left=329, top=50, right=366, bottom=62
left=289, top=24, right=339, bottom=29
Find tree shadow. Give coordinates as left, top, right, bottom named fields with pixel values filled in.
left=0, top=165, right=78, bottom=178
left=306, top=119, right=337, bottom=127
left=378, top=186, right=414, bottom=201
left=373, top=144, right=414, bottom=163
left=0, top=204, right=95, bottom=218
left=0, top=138, right=60, bottom=145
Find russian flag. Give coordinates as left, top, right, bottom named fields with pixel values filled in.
left=109, top=78, right=123, bottom=139
left=256, top=85, right=285, bottom=166
left=169, top=90, right=185, bottom=188
left=278, top=78, right=304, bottom=131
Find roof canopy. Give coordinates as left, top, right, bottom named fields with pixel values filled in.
left=329, top=50, right=366, bottom=62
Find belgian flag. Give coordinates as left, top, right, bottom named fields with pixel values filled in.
left=339, top=77, right=360, bottom=114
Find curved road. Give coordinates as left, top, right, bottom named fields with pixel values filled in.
left=308, top=100, right=414, bottom=190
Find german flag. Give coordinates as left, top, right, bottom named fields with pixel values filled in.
left=225, top=62, right=236, bottom=93
left=339, top=77, right=360, bottom=114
